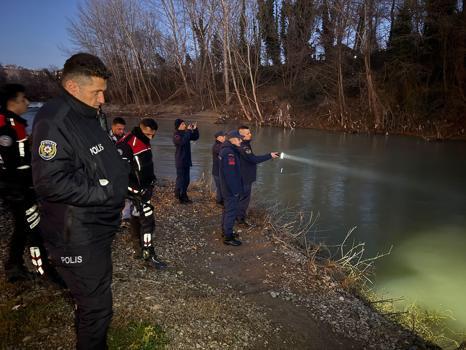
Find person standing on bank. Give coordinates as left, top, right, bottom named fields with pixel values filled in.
left=173, top=118, right=199, bottom=204
left=219, top=130, right=244, bottom=246
left=109, top=116, right=132, bottom=224
left=109, top=116, right=126, bottom=142
left=211, top=130, right=226, bottom=207
left=0, top=84, right=60, bottom=284
left=31, top=53, right=128, bottom=350
left=116, top=118, right=167, bottom=269
left=237, top=126, right=279, bottom=227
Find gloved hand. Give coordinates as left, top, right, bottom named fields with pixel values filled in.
left=141, top=201, right=154, bottom=218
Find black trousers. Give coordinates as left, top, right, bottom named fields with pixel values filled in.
left=213, top=175, right=223, bottom=203
left=237, top=183, right=252, bottom=221
left=129, top=187, right=156, bottom=254
left=46, top=239, right=114, bottom=350
left=175, top=166, right=190, bottom=198
left=222, top=194, right=240, bottom=239
left=2, top=188, right=41, bottom=270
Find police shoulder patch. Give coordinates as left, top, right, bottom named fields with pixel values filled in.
left=0, top=135, right=13, bottom=147
left=245, top=148, right=252, bottom=154
left=228, top=153, right=236, bottom=166
left=38, top=140, right=57, bottom=160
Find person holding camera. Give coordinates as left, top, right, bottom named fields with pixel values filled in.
left=173, top=118, right=199, bottom=204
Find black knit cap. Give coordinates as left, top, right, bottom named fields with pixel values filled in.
left=174, top=118, right=184, bottom=129
left=214, top=130, right=226, bottom=138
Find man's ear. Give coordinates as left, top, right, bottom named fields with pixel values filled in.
left=64, top=79, right=80, bottom=96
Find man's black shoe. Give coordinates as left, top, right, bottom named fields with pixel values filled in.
left=221, top=231, right=239, bottom=239
left=120, top=218, right=131, bottom=229
left=223, top=238, right=242, bottom=246
left=147, top=256, right=168, bottom=269
left=182, top=196, right=193, bottom=204
left=236, top=218, right=251, bottom=228
left=179, top=196, right=192, bottom=204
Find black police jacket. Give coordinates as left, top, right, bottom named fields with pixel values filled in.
left=238, top=140, right=272, bottom=185
left=116, top=126, right=155, bottom=190
left=219, top=141, right=243, bottom=197
left=173, top=128, right=199, bottom=168
left=0, top=109, right=33, bottom=190
left=31, top=91, right=129, bottom=247
left=211, top=140, right=222, bottom=176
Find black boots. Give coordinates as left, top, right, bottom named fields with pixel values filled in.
left=236, top=218, right=252, bottom=228
left=178, top=193, right=192, bottom=204
left=142, top=247, right=168, bottom=270
left=223, top=238, right=242, bottom=246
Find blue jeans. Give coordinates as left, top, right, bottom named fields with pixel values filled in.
left=121, top=199, right=132, bottom=220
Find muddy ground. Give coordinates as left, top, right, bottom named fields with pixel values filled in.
left=0, top=181, right=439, bottom=349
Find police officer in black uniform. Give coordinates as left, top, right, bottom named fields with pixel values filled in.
left=219, top=130, right=244, bottom=246
left=237, top=126, right=279, bottom=227
left=211, top=130, right=226, bottom=206
left=173, top=118, right=199, bottom=204
left=31, top=53, right=128, bottom=350
left=0, top=83, right=54, bottom=283
left=116, top=118, right=167, bottom=269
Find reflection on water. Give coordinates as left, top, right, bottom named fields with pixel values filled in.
left=124, top=118, right=466, bottom=338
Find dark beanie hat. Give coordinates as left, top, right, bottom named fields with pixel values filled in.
left=214, top=130, right=226, bottom=138
left=174, top=118, right=184, bottom=129
left=226, top=130, right=243, bottom=139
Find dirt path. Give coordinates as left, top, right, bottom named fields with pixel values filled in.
left=152, top=181, right=428, bottom=350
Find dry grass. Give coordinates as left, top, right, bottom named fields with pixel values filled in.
left=260, top=204, right=465, bottom=349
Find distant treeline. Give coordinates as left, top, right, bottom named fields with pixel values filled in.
left=0, top=66, right=60, bottom=103
left=3, top=0, right=465, bottom=132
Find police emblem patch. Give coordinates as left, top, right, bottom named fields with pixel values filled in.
left=39, top=140, right=57, bottom=160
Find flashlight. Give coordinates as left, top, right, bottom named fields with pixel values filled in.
left=280, top=152, right=285, bottom=159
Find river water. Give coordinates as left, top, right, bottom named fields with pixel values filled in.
left=126, top=118, right=466, bottom=340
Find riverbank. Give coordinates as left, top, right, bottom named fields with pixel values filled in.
left=102, top=103, right=466, bottom=141
left=0, top=181, right=443, bottom=349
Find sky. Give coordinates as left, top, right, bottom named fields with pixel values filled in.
left=0, top=0, right=81, bottom=69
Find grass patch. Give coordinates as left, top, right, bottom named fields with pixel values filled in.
left=0, top=290, right=72, bottom=347
left=365, top=291, right=466, bottom=350
left=261, top=206, right=466, bottom=349
left=108, top=321, right=168, bottom=350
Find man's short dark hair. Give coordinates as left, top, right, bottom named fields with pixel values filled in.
left=238, top=125, right=250, bottom=131
left=0, top=83, right=25, bottom=111
left=140, top=118, right=158, bottom=131
left=62, top=53, right=111, bottom=82
left=112, top=117, right=126, bottom=126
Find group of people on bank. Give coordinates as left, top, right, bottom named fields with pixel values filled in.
left=0, top=52, right=278, bottom=349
